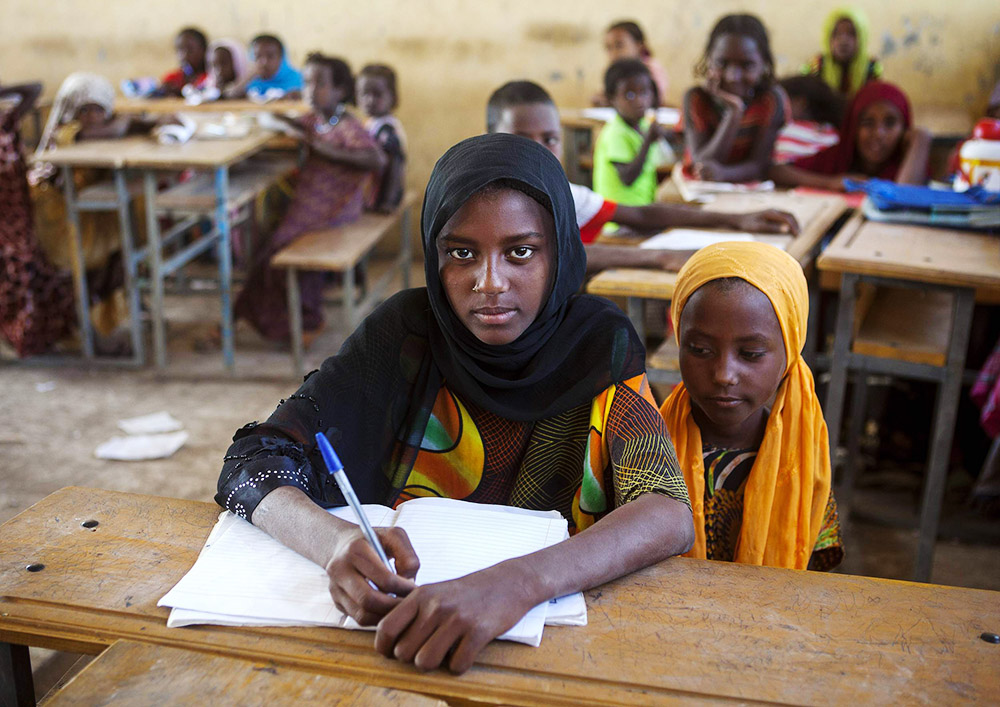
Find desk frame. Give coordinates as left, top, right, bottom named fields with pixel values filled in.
left=824, top=272, right=975, bottom=582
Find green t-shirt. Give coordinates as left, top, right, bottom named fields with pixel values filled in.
left=592, top=113, right=658, bottom=207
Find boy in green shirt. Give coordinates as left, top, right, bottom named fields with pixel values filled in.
left=593, top=59, right=665, bottom=207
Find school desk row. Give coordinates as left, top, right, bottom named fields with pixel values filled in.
left=1, top=486, right=998, bottom=706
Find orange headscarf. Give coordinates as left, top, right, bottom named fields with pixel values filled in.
left=659, top=242, right=831, bottom=569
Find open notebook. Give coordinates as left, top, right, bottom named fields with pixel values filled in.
left=159, top=497, right=587, bottom=647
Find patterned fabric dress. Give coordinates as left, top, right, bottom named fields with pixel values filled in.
left=683, top=84, right=790, bottom=167
left=218, top=372, right=690, bottom=533
left=0, top=105, right=75, bottom=355
left=702, top=444, right=843, bottom=570
left=235, top=110, right=377, bottom=340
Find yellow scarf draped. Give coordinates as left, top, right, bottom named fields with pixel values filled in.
left=659, top=242, right=831, bottom=569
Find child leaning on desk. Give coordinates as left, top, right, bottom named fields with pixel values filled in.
left=682, top=14, right=789, bottom=183
left=217, top=133, right=694, bottom=674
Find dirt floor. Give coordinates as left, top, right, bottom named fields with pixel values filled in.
left=2, top=265, right=999, bottom=699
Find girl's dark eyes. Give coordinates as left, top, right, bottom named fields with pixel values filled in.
left=510, top=246, right=535, bottom=260
left=447, top=248, right=474, bottom=260
left=686, top=344, right=712, bottom=356
left=740, top=350, right=767, bottom=361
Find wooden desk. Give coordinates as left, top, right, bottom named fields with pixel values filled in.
left=586, top=192, right=848, bottom=364
left=115, top=97, right=309, bottom=115
left=46, top=640, right=443, bottom=706
left=818, top=215, right=1000, bottom=581
left=36, top=131, right=277, bottom=371
left=2, top=487, right=998, bottom=706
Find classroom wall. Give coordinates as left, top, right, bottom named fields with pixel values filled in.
left=3, top=0, right=998, bottom=194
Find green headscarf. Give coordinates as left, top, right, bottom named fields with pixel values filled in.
left=820, top=7, right=873, bottom=95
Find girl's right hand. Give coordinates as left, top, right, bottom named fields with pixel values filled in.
left=325, top=526, right=420, bottom=625
left=705, top=79, right=744, bottom=112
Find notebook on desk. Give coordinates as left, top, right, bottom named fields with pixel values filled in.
left=159, top=497, right=587, bottom=647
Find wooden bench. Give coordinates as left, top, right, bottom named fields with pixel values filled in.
left=45, top=640, right=443, bottom=706
left=153, top=154, right=296, bottom=214
left=272, top=191, right=418, bottom=377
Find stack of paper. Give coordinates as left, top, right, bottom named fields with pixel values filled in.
left=638, top=230, right=788, bottom=252
left=160, top=497, right=587, bottom=647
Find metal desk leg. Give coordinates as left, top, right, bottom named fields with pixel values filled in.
left=626, top=297, right=645, bottom=343
left=804, top=268, right=822, bottom=368
left=0, top=641, right=34, bottom=707
left=215, top=166, right=234, bottom=372
left=343, top=261, right=357, bottom=331
left=401, top=205, right=412, bottom=289
left=824, top=272, right=858, bottom=465
left=61, top=165, right=94, bottom=359
left=287, top=267, right=303, bottom=379
left=913, top=287, right=975, bottom=582
left=114, top=169, right=144, bottom=366
left=143, top=170, right=166, bottom=369
left=838, top=374, right=868, bottom=518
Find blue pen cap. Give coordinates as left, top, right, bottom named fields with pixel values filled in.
left=314, top=432, right=344, bottom=472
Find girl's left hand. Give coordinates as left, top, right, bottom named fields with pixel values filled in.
left=693, top=159, right=723, bottom=181
left=374, top=565, right=537, bottom=674
left=734, top=209, right=801, bottom=235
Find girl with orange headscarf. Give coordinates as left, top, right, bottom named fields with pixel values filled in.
left=659, top=242, right=842, bottom=570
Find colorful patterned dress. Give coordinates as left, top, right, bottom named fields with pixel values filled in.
left=683, top=84, right=790, bottom=167
left=235, top=110, right=377, bottom=340
left=702, top=444, right=843, bottom=569
left=0, top=104, right=75, bottom=355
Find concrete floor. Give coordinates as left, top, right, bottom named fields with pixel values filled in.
left=2, top=266, right=999, bottom=700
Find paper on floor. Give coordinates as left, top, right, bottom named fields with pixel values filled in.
left=95, top=431, right=188, bottom=461
left=117, top=411, right=184, bottom=435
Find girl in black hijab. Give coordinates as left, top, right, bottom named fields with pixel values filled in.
left=217, top=133, right=693, bottom=673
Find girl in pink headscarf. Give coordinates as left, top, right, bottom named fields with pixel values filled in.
left=183, top=39, right=250, bottom=102
left=770, top=80, right=930, bottom=191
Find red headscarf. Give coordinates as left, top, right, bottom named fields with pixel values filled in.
left=793, top=80, right=912, bottom=178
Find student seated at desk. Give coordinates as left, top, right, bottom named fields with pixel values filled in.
left=770, top=81, right=930, bottom=191
left=183, top=39, right=250, bottom=103
left=592, top=20, right=669, bottom=107
left=593, top=59, right=670, bottom=209
left=159, top=27, right=209, bottom=98
left=683, top=14, right=789, bottom=183
left=659, top=242, right=843, bottom=570
left=235, top=53, right=383, bottom=341
left=805, top=7, right=882, bottom=99
left=29, top=73, right=159, bottom=354
left=487, top=80, right=799, bottom=274
left=357, top=63, right=406, bottom=212
left=226, top=34, right=303, bottom=101
left=773, top=75, right=844, bottom=164
left=0, top=79, right=75, bottom=356
left=217, top=134, right=695, bottom=674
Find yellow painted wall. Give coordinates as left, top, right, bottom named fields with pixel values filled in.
left=3, top=0, right=998, bottom=192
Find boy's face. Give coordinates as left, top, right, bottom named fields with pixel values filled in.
left=610, top=74, right=654, bottom=125
left=494, top=103, right=562, bottom=162
left=253, top=40, right=283, bottom=80
left=303, top=62, right=344, bottom=115
left=175, top=33, right=205, bottom=71
left=830, top=19, right=859, bottom=65
left=357, top=75, right=394, bottom=118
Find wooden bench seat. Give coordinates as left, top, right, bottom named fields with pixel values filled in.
left=852, top=286, right=953, bottom=367
left=154, top=155, right=296, bottom=213
left=272, top=191, right=418, bottom=377
left=77, top=179, right=143, bottom=206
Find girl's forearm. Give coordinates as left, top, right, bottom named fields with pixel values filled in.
left=309, top=142, right=387, bottom=172
left=690, top=107, right=742, bottom=164
left=498, top=493, right=694, bottom=606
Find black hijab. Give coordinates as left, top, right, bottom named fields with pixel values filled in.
left=421, top=133, right=645, bottom=421
left=249, top=133, right=646, bottom=507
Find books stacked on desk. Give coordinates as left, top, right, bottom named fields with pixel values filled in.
left=159, top=497, right=587, bottom=647
left=848, top=178, right=1000, bottom=230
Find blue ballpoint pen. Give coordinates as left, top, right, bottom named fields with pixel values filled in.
left=314, top=432, right=393, bottom=571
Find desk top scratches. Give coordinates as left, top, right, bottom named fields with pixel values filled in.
left=2, top=487, right=998, bottom=706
